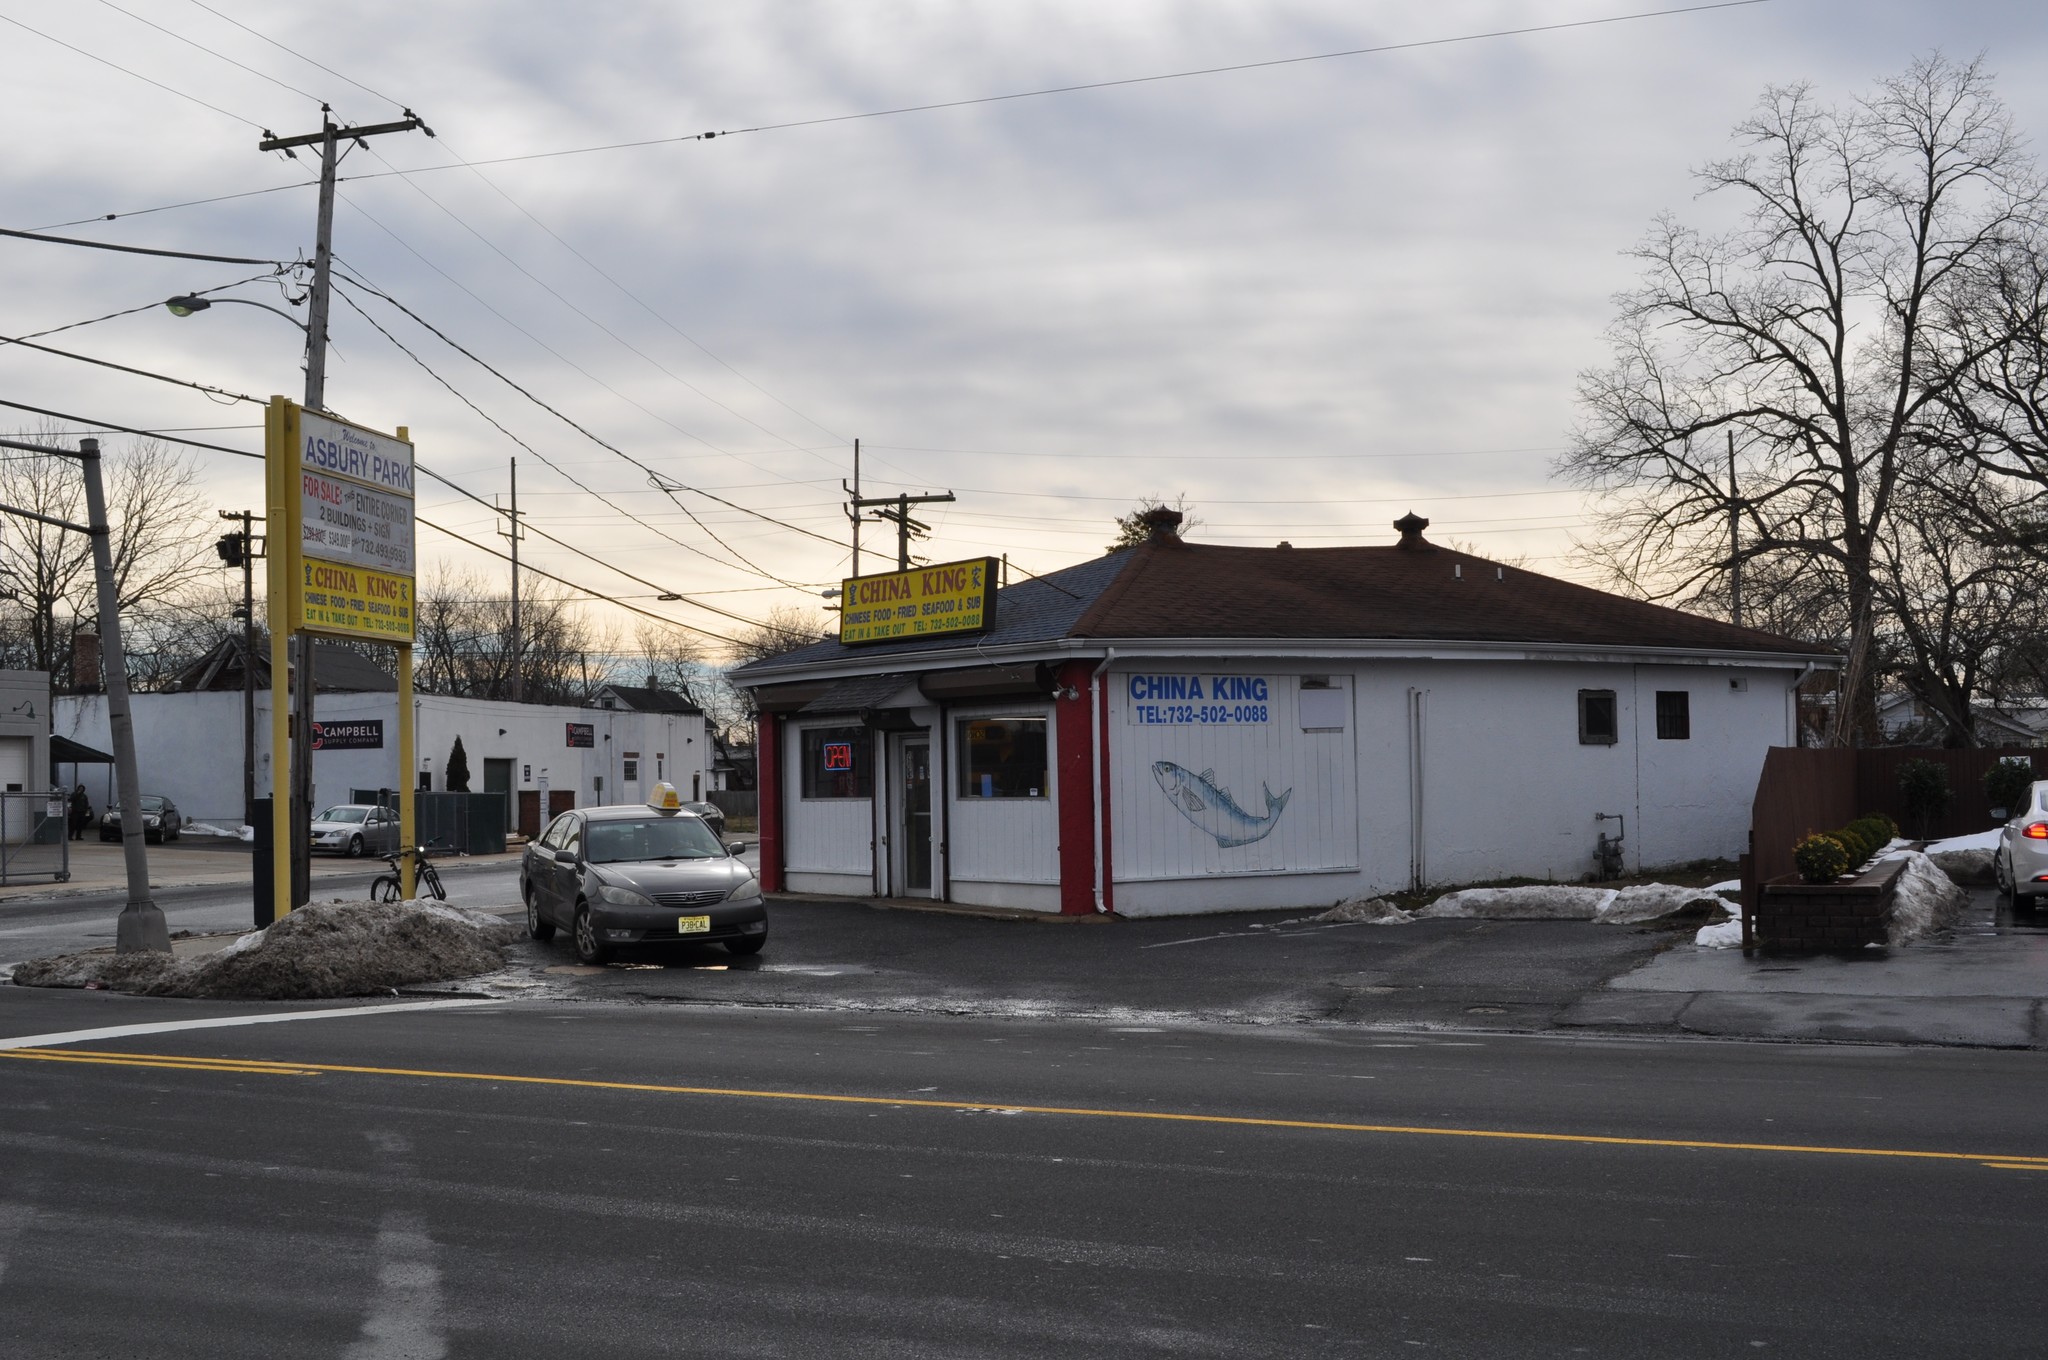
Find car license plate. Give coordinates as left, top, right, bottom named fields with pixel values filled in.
left=677, top=915, right=710, bottom=934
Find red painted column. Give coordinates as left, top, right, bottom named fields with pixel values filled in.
left=1055, top=659, right=1099, bottom=914
left=756, top=713, right=784, bottom=892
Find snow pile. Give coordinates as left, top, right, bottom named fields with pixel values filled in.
left=1409, top=883, right=1728, bottom=924
left=1596, top=884, right=1732, bottom=925
left=1920, top=829, right=2001, bottom=886
left=1417, top=885, right=1614, bottom=920
left=1695, top=917, right=1744, bottom=949
left=179, top=822, right=238, bottom=837
left=1885, top=851, right=1968, bottom=946
left=1314, top=898, right=1415, bottom=924
left=12, top=900, right=521, bottom=1000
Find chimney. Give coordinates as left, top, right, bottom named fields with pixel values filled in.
left=1393, top=512, right=1433, bottom=550
left=71, top=630, right=103, bottom=693
left=1139, top=506, right=1184, bottom=542
left=646, top=671, right=658, bottom=691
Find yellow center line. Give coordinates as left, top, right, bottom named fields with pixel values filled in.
left=9, top=1047, right=2048, bottom=1170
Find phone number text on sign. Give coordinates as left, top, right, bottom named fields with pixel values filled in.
left=1126, top=674, right=1273, bottom=725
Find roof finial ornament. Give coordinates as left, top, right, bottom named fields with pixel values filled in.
left=1393, top=512, right=1432, bottom=549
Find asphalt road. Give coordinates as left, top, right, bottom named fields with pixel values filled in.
left=1, top=989, right=2043, bottom=1357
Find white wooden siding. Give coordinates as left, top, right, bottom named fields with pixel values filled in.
left=783, top=722, right=874, bottom=876
left=1109, top=671, right=1358, bottom=881
left=945, top=703, right=1058, bottom=886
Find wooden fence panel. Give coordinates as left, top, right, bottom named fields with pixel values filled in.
left=1854, top=748, right=2044, bottom=840
left=1747, top=748, right=1858, bottom=887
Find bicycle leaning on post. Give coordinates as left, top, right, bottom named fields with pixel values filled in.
left=369, top=843, right=447, bottom=903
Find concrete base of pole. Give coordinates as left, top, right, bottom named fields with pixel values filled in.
left=116, top=903, right=172, bottom=954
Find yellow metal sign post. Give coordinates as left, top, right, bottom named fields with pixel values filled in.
left=266, top=398, right=418, bottom=913
left=838, top=557, right=999, bottom=646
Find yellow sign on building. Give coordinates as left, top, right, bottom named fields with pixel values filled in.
left=300, top=561, right=416, bottom=640
left=839, top=557, right=999, bottom=646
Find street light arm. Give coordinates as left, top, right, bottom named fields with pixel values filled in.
left=165, top=294, right=308, bottom=334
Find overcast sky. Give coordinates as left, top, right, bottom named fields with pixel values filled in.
left=5, top=0, right=2045, bottom=654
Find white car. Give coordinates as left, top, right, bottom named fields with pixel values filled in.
left=1994, top=780, right=2048, bottom=911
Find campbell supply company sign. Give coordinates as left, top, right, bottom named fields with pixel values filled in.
left=289, top=409, right=416, bottom=643
left=310, top=719, right=383, bottom=750
left=839, top=557, right=998, bottom=646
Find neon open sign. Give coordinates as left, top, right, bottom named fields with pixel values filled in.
left=822, top=742, right=853, bottom=771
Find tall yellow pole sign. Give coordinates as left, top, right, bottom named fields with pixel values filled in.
left=266, top=398, right=417, bottom=913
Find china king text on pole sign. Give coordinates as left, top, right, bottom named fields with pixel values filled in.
left=290, top=409, right=416, bottom=643
left=838, top=557, right=999, bottom=646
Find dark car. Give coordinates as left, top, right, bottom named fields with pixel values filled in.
left=519, top=785, right=764, bottom=965
left=100, top=794, right=182, bottom=844
left=683, top=800, right=727, bottom=839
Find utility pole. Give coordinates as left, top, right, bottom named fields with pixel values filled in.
left=81, top=440, right=170, bottom=953
left=499, top=457, right=524, bottom=701
left=1727, top=430, right=1743, bottom=630
left=215, top=510, right=264, bottom=828
left=851, top=490, right=956, bottom=571
left=0, top=435, right=165, bottom=950
left=842, top=439, right=862, bottom=578
left=259, top=105, right=429, bottom=910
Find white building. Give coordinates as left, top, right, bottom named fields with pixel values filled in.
left=0, top=669, right=51, bottom=793
left=55, top=674, right=709, bottom=835
left=734, top=512, right=1839, bottom=917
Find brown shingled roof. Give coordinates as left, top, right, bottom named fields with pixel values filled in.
left=1071, top=532, right=1827, bottom=656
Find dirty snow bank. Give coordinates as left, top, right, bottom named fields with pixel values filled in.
left=1416, top=883, right=1728, bottom=924
left=1314, top=898, right=1415, bottom=924
left=12, top=900, right=520, bottom=999
left=1317, top=883, right=1730, bottom=926
left=1886, top=851, right=1968, bottom=946
left=1919, top=829, right=2000, bottom=885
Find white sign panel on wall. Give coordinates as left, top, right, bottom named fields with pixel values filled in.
left=1110, top=673, right=1358, bottom=881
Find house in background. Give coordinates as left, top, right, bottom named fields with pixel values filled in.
left=1875, top=692, right=2048, bottom=748
left=734, top=512, right=1839, bottom=917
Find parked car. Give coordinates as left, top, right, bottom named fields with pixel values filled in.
left=683, top=800, right=727, bottom=839
left=310, top=803, right=402, bottom=857
left=1995, top=780, right=2048, bottom=912
left=99, top=794, right=181, bottom=844
left=520, top=782, right=763, bottom=964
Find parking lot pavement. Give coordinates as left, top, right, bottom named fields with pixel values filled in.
left=441, top=896, right=1698, bottom=1029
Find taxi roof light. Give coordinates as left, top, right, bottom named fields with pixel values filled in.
left=649, top=781, right=683, bottom=813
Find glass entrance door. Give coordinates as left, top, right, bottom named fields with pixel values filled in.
left=900, top=739, right=931, bottom=894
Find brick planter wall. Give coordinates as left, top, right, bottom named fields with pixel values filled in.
left=1753, top=858, right=1907, bottom=951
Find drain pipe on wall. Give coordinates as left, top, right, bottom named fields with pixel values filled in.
left=1090, top=649, right=1118, bottom=914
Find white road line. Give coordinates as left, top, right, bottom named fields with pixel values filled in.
left=0, top=998, right=504, bottom=1051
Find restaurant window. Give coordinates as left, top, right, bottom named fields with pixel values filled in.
left=1578, top=689, right=1618, bottom=745
left=957, top=716, right=1048, bottom=799
left=1655, top=690, right=1691, bottom=740
left=801, top=726, right=871, bottom=799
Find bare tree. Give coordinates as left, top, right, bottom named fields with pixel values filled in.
left=1562, top=55, right=2041, bottom=743
left=631, top=622, right=708, bottom=702
left=413, top=569, right=619, bottom=704
left=0, top=427, right=215, bottom=687
left=698, top=604, right=830, bottom=740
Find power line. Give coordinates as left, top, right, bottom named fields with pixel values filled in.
left=864, top=442, right=1568, bottom=462
left=330, top=269, right=849, bottom=550
left=178, top=0, right=408, bottom=110
left=0, top=226, right=290, bottom=266
left=0, top=335, right=264, bottom=405
left=92, top=0, right=326, bottom=106
left=346, top=2, right=1773, bottom=177
left=329, top=281, right=827, bottom=591
left=29, top=182, right=313, bottom=233
left=0, top=10, right=266, bottom=129
left=2, top=271, right=286, bottom=345
left=0, top=399, right=261, bottom=461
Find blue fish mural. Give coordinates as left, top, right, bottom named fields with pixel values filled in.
left=1151, top=761, right=1292, bottom=848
